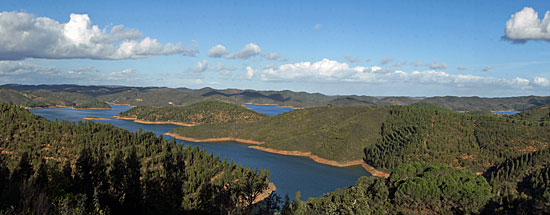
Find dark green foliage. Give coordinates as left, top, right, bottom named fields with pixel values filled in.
left=118, top=101, right=267, bottom=124
left=299, top=163, right=492, bottom=215
left=509, top=105, right=550, bottom=122
left=0, top=103, right=270, bottom=214
left=364, top=103, right=550, bottom=172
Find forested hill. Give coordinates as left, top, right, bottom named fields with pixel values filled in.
left=0, top=103, right=272, bottom=214
left=172, top=103, right=550, bottom=173
left=0, top=87, right=108, bottom=109
left=508, top=105, right=550, bottom=122
left=3, top=84, right=550, bottom=110
left=118, top=101, right=267, bottom=125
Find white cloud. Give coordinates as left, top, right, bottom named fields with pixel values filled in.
left=533, top=76, right=550, bottom=87
left=207, top=44, right=228, bottom=58
left=482, top=66, right=492, bottom=72
left=428, top=63, right=448, bottom=69
left=245, top=59, right=538, bottom=92
left=262, top=52, right=284, bottom=61
left=0, top=11, right=196, bottom=60
left=226, top=43, right=261, bottom=59
left=380, top=57, right=393, bottom=65
left=344, top=55, right=360, bottom=63
left=186, top=60, right=209, bottom=73
left=457, top=66, right=469, bottom=70
left=314, top=24, right=322, bottom=30
left=504, top=7, right=550, bottom=42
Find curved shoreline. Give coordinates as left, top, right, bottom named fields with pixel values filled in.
left=164, top=132, right=264, bottom=145
left=83, top=117, right=109, bottom=120
left=113, top=116, right=197, bottom=127
left=164, top=133, right=389, bottom=177
left=72, top=107, right=112, bottom=110
left=106, top=102, right=137, bottom=107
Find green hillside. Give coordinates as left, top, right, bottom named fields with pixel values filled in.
left=171, top=103, right=550, bottom=172
left=0, top=103, right=271, bottom=214
left=170, top=105, right=390, bottom=161
left=509, top=105, right=550, bottom=122
left=73, top=100, right=112, bottom=109
left=118, top=101, right=267, bottom=125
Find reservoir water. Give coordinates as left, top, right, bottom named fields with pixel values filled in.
left=30, top=104, right=369, bottom=200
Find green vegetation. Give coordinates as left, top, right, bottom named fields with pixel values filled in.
left=3, top=84, right=550, bottom=110
left=172, top=103, right=550, bottom=170
left=364, top=103, right=550, bottom=172
left=73, top=100, right=111, bottom=109
left=284, top=163, right=492, bottom=214
left=118, top=101, right=267, bottom=124
left=0, top=103, right=272, bottom=214
left=508, top=105, right=550, bottom=122
left=172, top=105, right=390, bottom=161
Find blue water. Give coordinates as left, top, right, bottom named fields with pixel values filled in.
left=30, top=104, right=368, bottom=200
left=495, top=110, right=521, bottom=115
left=244, top=104, right=294, bottom=116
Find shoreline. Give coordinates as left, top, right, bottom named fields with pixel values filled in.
left=106, top=102, right=137, bottom=107
left=83, top=117, right=109, bottom=120
left=164, top=133, right=389, bottom=177
left=113, top=116, right=197, bottom=127
left=164, top=132, right=264, bottom=145
left=72, top=107, right=112, bottom=110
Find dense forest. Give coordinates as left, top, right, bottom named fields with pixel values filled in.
left=0, top=103, right=274, bottom=214
left=118, top=101, right=267, bottom=125
left=283, top=161, right=549, bottom=214
left=3, top=84, right=550, bottom=110
left=508, top=105, right=550, bottom=122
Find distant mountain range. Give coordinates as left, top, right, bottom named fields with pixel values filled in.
left=1, top=84, right=550, bottom=111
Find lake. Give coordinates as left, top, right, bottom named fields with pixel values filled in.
left=494, top=110, right=521, bottom=115
left=244, top=104, right=294, bottom=116
left=30, top=104, right=369, bottom=200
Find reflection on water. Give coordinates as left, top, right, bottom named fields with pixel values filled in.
left=30, top=104, right=368, bottom=200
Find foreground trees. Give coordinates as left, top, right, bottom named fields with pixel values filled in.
left=0, top=103, right=270, bottom=214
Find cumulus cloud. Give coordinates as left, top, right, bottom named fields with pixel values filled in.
left=207, top=44, right=228, bottom=58
left=0, top=11, right=195, bottom=60
left=380, top=57, right=393, bottom=65
left=428, top=62, right=448, bottom=70
left=226, top=43, right=261, bottom=59
left=344, top=55, right=360, bottom=63
left=482, top=66, right=492, bottom=72
left=504, top=7, right=550, bottom=42
left=533, top=76, right=550, bottom=87
left=186, top=60, right=209, bottom=73
left=314, top=24, right=322, bottom=30
left=456, top=66, right=469, bottom=70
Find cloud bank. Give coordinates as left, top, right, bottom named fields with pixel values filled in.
left=0, top=11, right=196, bottom=60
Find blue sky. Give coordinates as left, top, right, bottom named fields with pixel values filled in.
left=1, top=0, right=549, bottom=96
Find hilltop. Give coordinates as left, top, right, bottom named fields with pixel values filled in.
left=117, top=101, right=267, bottom=126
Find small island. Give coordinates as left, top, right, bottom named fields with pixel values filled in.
left=73, top=100, right=112, bottom=109
left=116, top=101, right=267, bottom=126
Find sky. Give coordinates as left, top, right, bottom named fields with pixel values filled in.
left=1, top=0, right=550, bottom=97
